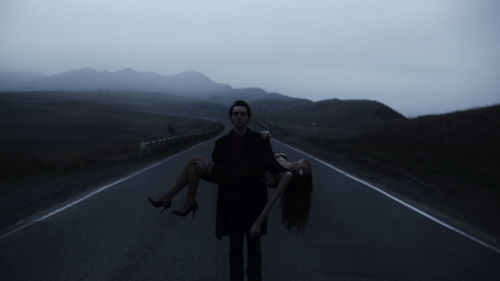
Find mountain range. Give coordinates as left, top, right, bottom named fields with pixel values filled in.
left=0, top=68, right=306, bottom=106
left=0, top=68, right=406, bottom=131
left=0, top=68, right=225, bottom=93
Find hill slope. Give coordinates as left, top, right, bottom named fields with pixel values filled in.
left=269, top=103, right=500, bottom=239
left=261, top=98, right=406, bottom=138
left=355, top=104, right=500, bottom=188
left=281, top=99, right=405, bottom=129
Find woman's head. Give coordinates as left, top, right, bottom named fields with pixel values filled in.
left=280, top=167, right=313, bottom=233
left=274, top=154, right=312, bottom=176
left=294, top=158, right=311, bottom=176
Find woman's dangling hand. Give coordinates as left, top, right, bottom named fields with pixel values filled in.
left=250, top=222, right=262, bottom=236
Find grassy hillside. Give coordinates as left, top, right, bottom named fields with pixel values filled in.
left=0, top=93, right=223, bottom=179
left=249, top=97, right=313, bottom=114
left=0, top=91, right=228, bottom=118
left=271, top=103, right=499, bottom=190
left=269, top=104, right=500, bottom=237
left=260, top=98, right=406, bottom=139
left=0, top=91, right=226, bottom=231
left=331, top=105, right=500, bottom=189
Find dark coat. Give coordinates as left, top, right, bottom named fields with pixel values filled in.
left=212, top=129, right=272, bottom=239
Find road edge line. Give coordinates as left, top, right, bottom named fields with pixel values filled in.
left=273, top=139, right=500, bottom=255
left=0, top=137, right=216, bottom=240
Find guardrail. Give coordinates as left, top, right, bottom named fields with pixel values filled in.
left=139, top=124, right=224, bottom=155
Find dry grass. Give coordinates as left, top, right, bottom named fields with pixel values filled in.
left=0, top=96, right=222, bottom=180
left=266, top=104, right=500, bottom=238
left=268, top=104, right=500, bottom=190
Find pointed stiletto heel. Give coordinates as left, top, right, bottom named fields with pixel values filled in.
left=160, top=205, right=169, bottom=214
left=172, top=202, right=199, bottom=219
left=147, top=197, right=172, bottom=214
left=191, top=204, right=198, bottom=218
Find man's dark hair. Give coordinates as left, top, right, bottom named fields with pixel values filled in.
left=229, top=100, right=252, bottom=118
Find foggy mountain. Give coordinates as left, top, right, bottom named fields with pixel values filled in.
left=0, top=68, right=300, bottom=105
left=0, top=70, right=47, bottom=90
left=0, top=68, right=228, bottom=94
left=0, top=68, right=406, bottom=122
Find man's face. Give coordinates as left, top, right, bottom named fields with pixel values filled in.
left=231, top=105, right=249, bottom=130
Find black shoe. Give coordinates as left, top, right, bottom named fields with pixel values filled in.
left=172, top=202, right=199, bottom=218
left=147, top=197, right=172, bottom=214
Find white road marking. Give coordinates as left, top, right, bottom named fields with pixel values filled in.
left=0, top=139, right=212, bottom=240
left=3, top=134, right=499, bottom=256
left=273, top=139, right=500, bottom=254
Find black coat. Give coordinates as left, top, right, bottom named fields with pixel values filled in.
left=212, top=129, right=272, bottom=238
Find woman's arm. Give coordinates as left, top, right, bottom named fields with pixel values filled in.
left=250, top=171, right=293, bottom=236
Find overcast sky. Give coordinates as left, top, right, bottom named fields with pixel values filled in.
left=1, top=0, right=499, bottom=116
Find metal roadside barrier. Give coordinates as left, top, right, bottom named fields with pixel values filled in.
left=139, top=125, right=223, bottom=155
left=140, top=122, right=266, bottom=155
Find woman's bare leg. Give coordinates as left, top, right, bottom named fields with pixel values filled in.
left=156, top=156, right=204, bottom=203
left=176, top=158, right=214, bottom=212
left=176, top=160, right=201, bottom=212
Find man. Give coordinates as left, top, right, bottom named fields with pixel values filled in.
left=212, top=100, right=272, bottom=281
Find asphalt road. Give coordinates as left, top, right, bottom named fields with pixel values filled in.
left=1, top=136, right=500, bottom=281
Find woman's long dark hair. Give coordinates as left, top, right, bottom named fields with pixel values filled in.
left=279, top=174, right=313, bottom=232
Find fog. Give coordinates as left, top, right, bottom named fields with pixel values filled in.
left=1, top=0, right=499, bottom=116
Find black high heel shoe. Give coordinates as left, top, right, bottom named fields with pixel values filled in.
left=172, top=202, right=199, bottom=218
left=147, top=197, right=172, bottom=214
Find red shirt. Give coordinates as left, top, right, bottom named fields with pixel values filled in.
left=230, top=130, right=245, bottom=165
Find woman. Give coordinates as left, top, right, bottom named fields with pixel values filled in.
left=147, top=134, right=313, bottom=235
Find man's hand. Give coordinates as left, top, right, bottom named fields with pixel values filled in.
left=250, top=222, right=262, bottom=236
left=194, top=159, right=211, bottom=177
left=259, top=130, right=271, bottom=139
left=262, top=171, right=278, bottom=187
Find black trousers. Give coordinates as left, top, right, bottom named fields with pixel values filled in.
left=229, top=231, right=262, bottom=281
